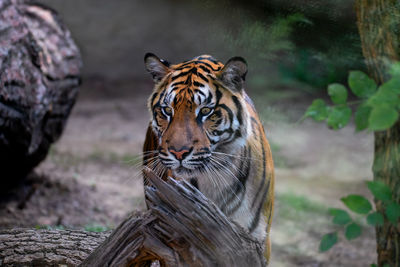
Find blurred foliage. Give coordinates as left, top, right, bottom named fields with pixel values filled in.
left=84, top=223, right=111, bottom=232
left=277, top=192, right=327, bottom=218
left=222, top=13, right=310, bottom=61
left=305, top=63, right=400, bottom=131
left=320, top=181, right=400, bottom=254
left=35, top=224, right=65, bottom=230
left=197, top=0, right=364, bottom=93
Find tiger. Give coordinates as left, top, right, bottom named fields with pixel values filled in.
left=142, top=53, right=275, bottom=263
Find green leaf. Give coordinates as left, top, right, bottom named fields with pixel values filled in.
left=380, top=77, right=400, bottom=94
left=329, top=208, right=351, bottom=225
left=319, top=232, right=338, bottom=252
left=354, top=104, right=371, bottom=132
left=327, top=106, right=352, bottom=130
left=390, top=62, right=400, bottom=77
left=386, top=202, right=400, bottom=224
left=366, top=181, right=392, bottom=202
left=367, top=79, right=400, bottom=108
left=328, top=83, right=348, bottom=104
left=367, top=212, right=384, bottom=226
left=348, top=71, right=377, bottom=98
left=368, top=106, right=399, bottom=131
left=341, top=195, right=372, bottom=214
left=370, top=264, right=377, bottom=267
left=345, top=223, right=362, bottom=240
left=305, top=99, right=329, bottom=121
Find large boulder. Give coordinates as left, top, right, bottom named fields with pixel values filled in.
left=0, top=0, right=82, bottom=188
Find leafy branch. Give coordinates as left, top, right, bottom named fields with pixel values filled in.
left=320, top=181, right=400, bottom=252
left=305, top=63, right=400, bottom=131
left=304, top=63, right=400, bottom=265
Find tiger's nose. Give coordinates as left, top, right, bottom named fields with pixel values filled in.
left=168, top=147, right=191, bottom=160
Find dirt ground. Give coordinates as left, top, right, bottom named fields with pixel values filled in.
left=0, top=77, right=376, bottom=266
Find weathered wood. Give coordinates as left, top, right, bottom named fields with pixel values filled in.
left=0, top=0, right=82, bottom=188
left=355, top=1, right=400, bottom=266
left=0, top=228, right=108, bottom=266
left=0, top=169, right=265, bottom=266
left=81, top=168, right=266, bottom=266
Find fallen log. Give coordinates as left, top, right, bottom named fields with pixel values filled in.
left=0, top=228, right=108, bottom=266
left=0, top=169, right=266, bottom=266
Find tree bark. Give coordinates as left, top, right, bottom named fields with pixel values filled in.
left=0, top=0, right=82, bottom=188
left=355, top=1, right=400, bottom=266
left=0, top=169, right=265, bottom=266
left=0, top=228, right=108, bottom=266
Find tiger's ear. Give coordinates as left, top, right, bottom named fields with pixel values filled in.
left=218, top=57, right=247, bottom=92
left=144, top=53, right=171, bottom=82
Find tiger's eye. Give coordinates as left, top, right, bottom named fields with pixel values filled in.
left=210, top=113, right=218, bottom=121
left=163, top=106, right=173, bottom=116
left=200, top=107, right=212, bottom=116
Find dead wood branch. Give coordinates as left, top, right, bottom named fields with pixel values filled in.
left=1, top=169, right=265, bottom=266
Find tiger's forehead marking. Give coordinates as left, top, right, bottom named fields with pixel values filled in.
left=159, top=55, right=224, bottom=108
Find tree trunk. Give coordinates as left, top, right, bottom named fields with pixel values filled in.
left=355, top=1, right=400, bottom=266
left=0, top=0, right=82, bottom=189
left=0, top=169, right=265, bottom=266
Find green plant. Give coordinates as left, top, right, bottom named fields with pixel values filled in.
left=84, top=223, right=111, bottom=232
left=319, top=181, right=400, bottom=252
left=304, top=63, right=400, bottom=265
left=305, top=62, right=400, bottom=131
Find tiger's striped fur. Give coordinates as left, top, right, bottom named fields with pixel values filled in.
left=143, top=53, right=274, bottom=263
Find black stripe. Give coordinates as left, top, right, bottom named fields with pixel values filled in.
left=220, top=129, right=241, bottom=146
left=206, top=92, right=213, bottom=105
left=190, top=67, right=198, bottom=74
left=159, top=150, right=168, bottom=157
left=212, top=128, right=233, bottom=136
left=171, top=81, right=185, bottom=87
left=206, top=74, right=216, bottom=81
left=193, top=81, right=204, bottom=87
left=248, top=130, right=270, bottom=232
left=249, top=178, right=270, bottom=233
left=198, top=64, right=211, bottom=73
left=218, top=104, right=233, bottom=123
left=221, top=147, right=252, bottom=215
left=217, top=147, right=247, bottom=207
left=252, top=135, right=267, bottom=207
left=184, top=75, right=192, bottom=85
left=197, top=72, right=209, bottom=83
left=194, top=89, right=206, bottom=96
left=158, top=90, right=166, bottom=105
left=231, top=95, right=243, bottom=125
left=214, top=84, right=222, bottom=104
left=197, top=57, right=219, bottom=65
left=171, top=71, right=190, bottom=81
left=199, top=61, right=220, bottom=72
left=224, top=190, right=245, bottom=216
left=175, top=61, right=193, bottom=69
left=150, top=92, right=158, bottom=106
left=174, top=65, right=190, bottom=71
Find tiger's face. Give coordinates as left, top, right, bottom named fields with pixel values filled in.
left=145, top=54, right=248, bottom=177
